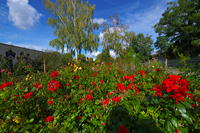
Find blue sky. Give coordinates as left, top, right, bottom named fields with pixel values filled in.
left=0, top=0, right=174, bottom=58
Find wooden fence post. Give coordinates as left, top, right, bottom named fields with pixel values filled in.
left=165, top=58, right=168, bottom=68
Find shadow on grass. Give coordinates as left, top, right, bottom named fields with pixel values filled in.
left=106, top=105, right=162, bottom=133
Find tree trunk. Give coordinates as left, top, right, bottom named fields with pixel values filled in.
left=75, top=49, right=78, bottom=60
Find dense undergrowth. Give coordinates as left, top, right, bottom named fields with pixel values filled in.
left=0, top=61, right=200, bottom=133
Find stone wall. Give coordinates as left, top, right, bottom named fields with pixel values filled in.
left=0, top=43, right=43, bottom=64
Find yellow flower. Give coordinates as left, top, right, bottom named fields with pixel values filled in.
left=79, top=67, right=82, bottom=70
left=69, top=80, right=72, bottom=83
left=74, top=67, right=78, bottom=72
left=12, top=117, right=21, bottom=124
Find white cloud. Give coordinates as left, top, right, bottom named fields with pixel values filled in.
left=93, top=18, right=107, bottom=25
left=7, top=0, right=42, bottom=30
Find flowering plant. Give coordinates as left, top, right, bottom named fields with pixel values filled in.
left=0, top=62, right=199, bottom=133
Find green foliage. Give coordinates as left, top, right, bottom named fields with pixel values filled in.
left=101, top=15, right=153, bottom=60
left=36, top=51, right=69, bottom=72
left=131, top=33, right=153, bottom=59
left=78, top=54, right=86, bottom=62
left=44, top=0, right=99, bottom=58
left=154, top=0, right=200, bottom=57
left=96, top=49, right=114, bottom=63
left=0, top=61, right=199, bottom=133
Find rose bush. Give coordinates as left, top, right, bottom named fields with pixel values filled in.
left=0, top=61, right=199, bottom=133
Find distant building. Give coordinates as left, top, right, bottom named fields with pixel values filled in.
left=0, top=43, right=43, bottom=64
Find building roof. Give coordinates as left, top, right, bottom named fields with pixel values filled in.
left=0, top=43, right=44, bottom=53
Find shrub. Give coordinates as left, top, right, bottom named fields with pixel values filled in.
left=0, top=62, right=199, bottom=133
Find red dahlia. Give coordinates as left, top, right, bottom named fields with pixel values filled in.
left=45, top=116, right=54, bottom=122
left=23, top=92, right=33, bottom=100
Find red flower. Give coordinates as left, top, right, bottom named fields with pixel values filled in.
left=48, top=100, right=53, bottom=105
left=34, top=83, right=43, bottom=89
left=117, top=125, right=129, bottom=133
left=100, top=98, right=110, bottom=108
left=112, top=96, right=121, bottom=103
left=107, top=62, right=111, bottom=65
left=139, top=70, right=147, bottom=76
left=45, top=116, right=54, bottom=122
left=47, top=80, right=61, bottom=93
left=127, top=83, right=140, bottom=93
left=192, top=104, right=197, bottom=108
left=152, top=75, right=191, bottom=104
left=155, top=68, right=161, bottom=71
left=91, top=81, right=96, bottom=86
left=122, top=75, right=135, bottom=82
left=23, top=92, right=33, bottom=100
left=101, top=122, right=105, bottom=126
left=74, top=75, right=80, bottom=80
left=77, top=115, right=82, bottom=120
left=113, top=90, right=117, bottom=93
left=50, top=71, right=59, bottom=78
left=85, top=94, right=93, bottom=101
left=117, top=83, right=127, bottom=93
left=100, top=80, right=104, bottom=84
left=107, top=92, right=113, bottom=96
left=0, top=81, right=13, bottom=90
left=66, top=83, right=70, bottom=87
left=103, top=98, right=109, bottom=105
left=77, top=98, right=83, bottom=105
left=175, top=129, right=179, bottom=133
left=151, top=84, right=163, bottom=97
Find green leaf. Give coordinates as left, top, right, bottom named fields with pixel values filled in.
left=164, top=120, right=175, bottom=133
left=175, top=103, right=193, bottom=124
left=170, top=117, right=178, bottom=128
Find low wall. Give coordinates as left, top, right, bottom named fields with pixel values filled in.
left=0, top=43, right=43, bottom=64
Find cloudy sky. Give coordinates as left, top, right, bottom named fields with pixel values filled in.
left=0, top=0, right=174, bottom=58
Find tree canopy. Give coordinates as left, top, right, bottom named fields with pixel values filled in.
left=44, top=0, right=99, bottom=58
left=154, top=0, right=200, bottom=57
left=101, top=15, right=153, bottom=58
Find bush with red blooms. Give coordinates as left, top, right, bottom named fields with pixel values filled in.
left=0, top=81, right=12, bottom=90
left=0, top=61, right=199, bottom=133
left=151, top=75, right=192, bottom=104
left=34, top=83, right=43, bottom=89
left=50, top=71, right=59, bottom=78
left=47, top=79, right=61, bottom=92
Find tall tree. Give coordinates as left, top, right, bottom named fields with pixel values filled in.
left=44, top=0, right=99, bottom=58
left=101, top=15, right=128, bottom=56
left=101, top=15, right=153, bottom=59
left=154, top=0, right=200, bottom=57
left=131, top=33, right=153, bottom=59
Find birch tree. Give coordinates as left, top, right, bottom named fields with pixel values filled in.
left=44, top=0, right=99, bottom=58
